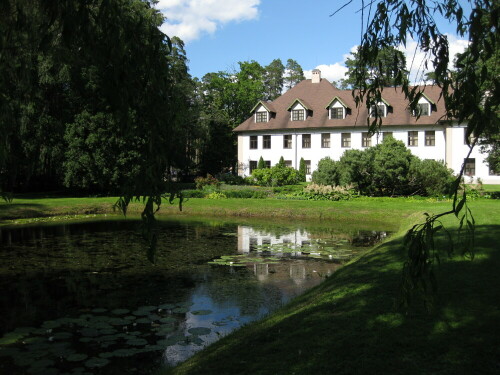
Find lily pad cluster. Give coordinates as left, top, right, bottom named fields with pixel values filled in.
left=208, top=254, right=280, bottom=267
left=0, top=301, right=214, bottom=374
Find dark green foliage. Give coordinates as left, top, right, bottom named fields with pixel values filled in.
left=277, top=156, right=286, bottom=168
left=194, top=174, right=221, bottom=190
left=251, top=166, right=302, bottom=187
left=284, top=59, right=305, bottom=90
left=257, top=157, right=266, bottom=170
left=343, top=46, right=408, bottom=89
left=216, top=173, right=247, bottom=186
left=298, top=158, right=307, bottom=182
left=313, top=137, right=455, bottom=197
left=264, top=59, right=285, bottom=101
left=312, top=157, right=343, bottom=186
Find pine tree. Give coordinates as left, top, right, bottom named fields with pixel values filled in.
left=257, top=156, right=266, bottom=169
left=299, top=158, right=307, bottom=182
left=284, top=59, right=305, bottom=90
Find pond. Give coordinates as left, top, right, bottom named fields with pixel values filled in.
left=0, top=217, right=389, bottom=374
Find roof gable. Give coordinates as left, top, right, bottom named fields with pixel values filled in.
left=286, top=98, right=312, bottom=111
left=250, top=100, right=276, bottom=114
left=325, top=96, right=351, bottom=109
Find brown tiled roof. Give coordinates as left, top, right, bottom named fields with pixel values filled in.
left=233, top=79, right=448, bottom=133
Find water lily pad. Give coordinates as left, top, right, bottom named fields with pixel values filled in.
left=91, top=308, right=107, bottom=313
left=110, top=348, right=138, bottom=357
left=0, top=332, right=25, bottom=345
left=158, top=317, right=176, bottom=324
left=80, top=328, right=99, bottom=337
left=42, top=321, right=61, bottom=329
left=79, top=337, right=93, bottom=343
left=53, top=332, right=73, bottom=340
left=99, top=352, right=114, bottom=359
left=158, top=303, right=175, bottom=310
left=132, top=310, right=150, bottom=316
left=176, top=301, right=194, bottom=308
left=155, top=326, right=175, bottom=336
left=85, top=357, right=109, bottom=368
left=124, top=315, right=136, bottom=321
left=126, top=338, right=148, bottom=346
left=191, top=310, right=212, bottom=315
left=67, top=353, right=88, bottom=362
left=135, top=318, right=151, bottom=324
left=147, top=314, right=161, bottom=321
left=111, top=309, right=130, bottom=315
left=188, top=327, right=211, bottom=336
left=99, top=328, right=117, bottom=335
left=172, top=307, right=189, bottom=314
left=187, top=335, right=204, bottom=345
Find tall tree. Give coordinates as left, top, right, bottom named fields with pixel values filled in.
left=284, top=59, right=305, bottom=90
left=264, top=59, right=285, bottom=100
left=343, top=46, right=408, bottom=88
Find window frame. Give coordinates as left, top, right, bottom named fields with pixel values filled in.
left=255, top=111, right=267, bottom=123
left=425, top=130, right=435, bottom=146
left=414, top=103, right=430, bottom=116
left=292, top=109, right=305, bottom=121
left=362, top=132, right=372, bottom=147
left=370, top=104, right=386, bottom=117
left=330, top=107, right=344, bottom=119
left=321, top=133, right=330, bottom=148
left=464, top=158, right=476, bottom=176
left=302, top=134, right=311, bottom=149
left=263, top=135, right=271, bottom=149
left=283, top=134, right=292, bottom=149
left=249, top=160, right=257, bottom=174
left=341, top=133, right=351, bottom=148
left=408, top=131, right=419, bottom=147
left=383, top=132, right=393, bottom=140
left=250, top=135, right=258, bottom=149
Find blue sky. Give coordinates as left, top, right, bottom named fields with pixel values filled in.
left=155, top=0, right=469, bottom=82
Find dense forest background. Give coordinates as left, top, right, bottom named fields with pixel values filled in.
left=0, top=0, right=305, bottom=195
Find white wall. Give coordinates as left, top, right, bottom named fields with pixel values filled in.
left=238, top=125, right=500, bottom=183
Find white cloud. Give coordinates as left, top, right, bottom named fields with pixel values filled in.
left=156, top=0, right=260, bottom=42
left=399, top=33, right=469, bottom=83
left=304, top=63, right=348, bottom=83
left=306, top=34, right=468, bottom=85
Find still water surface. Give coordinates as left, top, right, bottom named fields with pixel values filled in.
left=0, top=218, right=388, bottom=374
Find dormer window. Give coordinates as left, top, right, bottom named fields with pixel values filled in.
left=287, top=98, right=311, bottom=121
left=292, top=109, right=305, bottom=121
left=330, top=107, right=344, bottom=119
left=416, top=103, right=430, bottom=116
left=370, top=104, right=386, bottom=117
left=256, top=111, right=267, bottom=123
left=326, top=97, right=349, bottom=120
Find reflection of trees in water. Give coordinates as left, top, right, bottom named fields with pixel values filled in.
left=201, top=268, right=284, bottom=316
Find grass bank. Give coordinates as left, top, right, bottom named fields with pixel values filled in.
left=161, top=199, right=500, bottom=375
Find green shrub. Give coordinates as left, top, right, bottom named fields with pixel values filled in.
left=251, top=166, right=302, bottom=187
left=216, top=173, right=247, bottom=185
left=298, top=183, right=355, bottom=201
left=299, top=158, right=307, bottom=182
left=205, top=191, right=227, bottom=199
left=313, top=137, right=456, bottom=197
left=257, top=156, right=266, bottom=170
left=195, top=174, right=221, bottom=190
left=182, top=189, right=205, bottom=198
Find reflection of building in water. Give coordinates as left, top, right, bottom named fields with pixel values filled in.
left=237, top=226, right=311, bottom=254
left=254, top=263, right=269, bottom=281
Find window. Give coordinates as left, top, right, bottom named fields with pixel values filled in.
left=341, top=133, right=351, bottom=148
left=249, top=160, right=257, bottom=174
left=464, top=158, right=475, bottom=176
left=263, top=135, right=271, bottom=149
left=292, top=109, right=305, bottom=121
left=285, top=160, right=292, bottom=168
left=305, top=160, right=311, bottom=175
left=414, top=103, right=430, bottom=116
left=330, top=107, right=343, bottom=119
left=383, top=132, right=393, bottom=140
left=464, top=129, right=477, bottom=145
left=371, top=104, right=386, bottom=117
left=265, top=160, right=271, bottom=169
left=250, top=136, right=258, bottom=149
left=283, top=134, right=292, bottom=149
left=425, top=131, right=435, bottom=146
left=362, top=132, right=372, bottom=147
left=321, top=133, right=330, bottom=148
left=408, top=131, right=418, bottom=147
left=256, top=111, right=267, bottom=123
left=302, top=134, right=311, bottom=148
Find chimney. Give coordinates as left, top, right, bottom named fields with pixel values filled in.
left=312, top=69, right=321, bottom=83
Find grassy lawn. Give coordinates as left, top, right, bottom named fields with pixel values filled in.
left=1, top=194, right=499, bottom=374
left=161, top=199, right=500, bottom=375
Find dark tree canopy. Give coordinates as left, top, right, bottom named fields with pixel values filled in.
left=343, top=46, right=408, bottom=88
left=264, top=59, right=285, bottom=101
left=285, top=59, right=306, bottom=90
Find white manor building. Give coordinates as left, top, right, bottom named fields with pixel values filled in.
left=233, top=70, right=499, bottom=184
